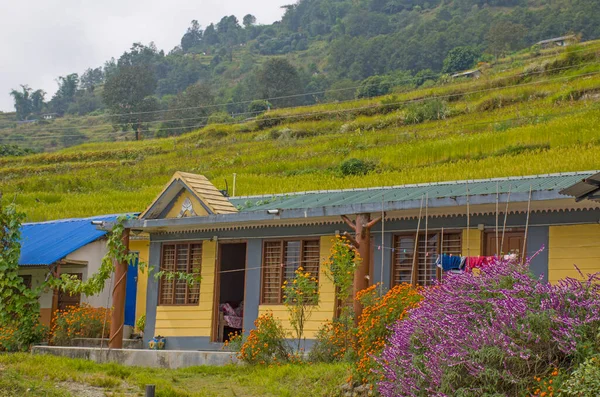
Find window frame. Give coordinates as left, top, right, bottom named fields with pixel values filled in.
left=260, top=238, right=321, bottom=305
left=390, top=230, right=463, bottom=287
left=158, top=241, right=203, bottom=306
left=20, top=274, right=32, bottom=289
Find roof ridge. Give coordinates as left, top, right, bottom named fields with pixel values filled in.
left=232, top=171, right=596, bottom=200
left=22, top=213, right=132, bottom=226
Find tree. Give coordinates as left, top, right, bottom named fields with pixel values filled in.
left=30, top=89, right=45, bottom=114
left=355, top=75, right=391, bottom=98
left=181, top=20, right=203, bottom=53
left=80, top=67, right=104, bottom=92
left=10, top=85, right=45, bottom=120
left=10, top=86, right=33, bottom=120
left=102, top=65, right=158, bottom=140
left=49, top=73, right=79, bottom=115
left=442, top=46, right=480, bottom=74
left=486, top=21, right=528, bottom=58
left=217, top=16, right=242, bottom=62
left=203, top=23, right=219, bottom=45
left=157, top=83, right=214, bottom=137
left=243, top=14, right=257, bottom=28
left=256, top=58, right=303, bottom=108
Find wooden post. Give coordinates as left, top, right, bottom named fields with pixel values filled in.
left=50, top=263, right=61, bottom=326
left=341, top=213, right=382, bottom=323
left=109, top=228, right=129, bottom=349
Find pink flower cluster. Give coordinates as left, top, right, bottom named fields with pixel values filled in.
left=377, top=257, right=600, bottom=396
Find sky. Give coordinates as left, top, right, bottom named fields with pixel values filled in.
left=0, top=0, right=291, bottom=112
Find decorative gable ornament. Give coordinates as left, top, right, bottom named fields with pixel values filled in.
left=177, top=198, right=196, bottom=218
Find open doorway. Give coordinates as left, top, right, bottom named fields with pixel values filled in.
left=214, top=242, right=246, bottom=343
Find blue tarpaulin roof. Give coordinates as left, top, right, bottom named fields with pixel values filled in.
left=19, top=214, right=124, bottom=266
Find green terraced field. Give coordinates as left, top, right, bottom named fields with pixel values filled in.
left=3, top=43, right=600, bottom=221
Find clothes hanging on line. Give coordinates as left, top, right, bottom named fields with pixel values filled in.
left=436, top=254, right=463, bottom=271
left=465, top=256, right=498, bottom=272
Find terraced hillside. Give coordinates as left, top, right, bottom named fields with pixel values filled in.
left=3, top=43, right=600, bottom=222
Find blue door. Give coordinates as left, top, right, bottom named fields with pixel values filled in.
left=124, top=256, right=138, bottom=327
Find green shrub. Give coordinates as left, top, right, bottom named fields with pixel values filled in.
left=356, top=76, right=392, bottom=99
left=309, top=320, right=353, bottom=363
left=339, top=158, right=374, bottom=176
left=237, top=312, right=291, bottom=365
left=207, top=112, right=233, bottom=125
left=562, top=356, right=600, bottom=396
left=0, top=323, right=48, bottom=352
left=404, top=99, right=448, bottom=124
left=248, top=100, right=271, bottom=115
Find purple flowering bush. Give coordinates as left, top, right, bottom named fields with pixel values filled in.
left=377, top=257, right=600, bottom=397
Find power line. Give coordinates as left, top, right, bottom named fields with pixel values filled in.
left=5, top=62, right=600, bottom=144
left=8, top=43, right=600, bottom=134
left=0, top=69, right=597, bottom=148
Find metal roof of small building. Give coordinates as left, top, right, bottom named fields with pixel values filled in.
left=536, top=35, right=577, bottom=45
left=19, top=214, right=123, bottom=266
left=559, top=172, right=600, bottom=202
left=230, top=172, right=595, bottom=212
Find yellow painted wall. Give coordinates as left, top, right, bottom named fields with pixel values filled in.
left=129, top=239, right=150, bottom=327
left=259, top=236, right=336, bottom=339
left=165, top=191, right=209, bottom=218
left=154, top=240, right=216, bottom=337
left=462, top=229, right=482, bottom=257
left=549, top=225, right=600, bottom=284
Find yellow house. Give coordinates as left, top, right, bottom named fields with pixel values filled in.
left=126, top=171, right=600, bottom=350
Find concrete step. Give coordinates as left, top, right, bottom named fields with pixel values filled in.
left=70, top=338, right=143, bottom=349
left=32, top=346, right=238, bottom=369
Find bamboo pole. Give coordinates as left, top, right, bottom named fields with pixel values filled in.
left=501, top=185, right=512, bottom=256
left=411, top=195, right=425, bottom=286
left=437, top=227, right=444, bottom=282
left=380, top=195, right=385, bottom=295
left=424, top=193, right=429, bottom=282
left=466, top=181, right=471, bottom=269
left=522, top=185, right=533, bottom=265
left=495, top=182, right=499, bottom=256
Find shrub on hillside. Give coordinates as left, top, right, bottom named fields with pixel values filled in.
left=248, top=100, right=271, bottom=115
left=377, top=259, right=600, bottom=397
left=339, top=158, right=375, bottom=176
left=51, top=304, right=111, bottom=346
left=404, top=99, right=448, bottom=124
left=442, top=46, right=480, bottom=74
left=356, top=76, right=392, bottom=99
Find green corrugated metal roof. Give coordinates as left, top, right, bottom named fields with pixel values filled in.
left=230, top=172, right=594, bottom=212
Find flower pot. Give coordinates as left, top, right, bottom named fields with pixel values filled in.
left=149, top=336, right=166, bottom=350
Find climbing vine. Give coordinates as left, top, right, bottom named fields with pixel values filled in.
left=47, top=215, right=140, bottom=296
left=0, top=204, right=47, bottom=350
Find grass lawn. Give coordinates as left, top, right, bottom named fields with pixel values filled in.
left=0, top=353, right=349, bottom=396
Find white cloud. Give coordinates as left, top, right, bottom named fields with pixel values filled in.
left=0, top=0, right=289, bottom=111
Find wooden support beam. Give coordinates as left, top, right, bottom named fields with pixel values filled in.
left=341, top=231, right=359, bottom=248
left=109, top=228, right=129, bottom=349
left=341, top=215, right=357, bottom=231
